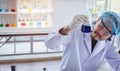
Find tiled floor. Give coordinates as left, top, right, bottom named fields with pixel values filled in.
left=0, top=60, right=115, bottom=71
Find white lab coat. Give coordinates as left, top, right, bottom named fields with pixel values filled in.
left=45, top=24, right=120, bottom=71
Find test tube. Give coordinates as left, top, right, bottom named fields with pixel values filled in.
left=4, top=0, right=9, bottom=12
left=10, top=1, right=16, bottom=12
left=0, top=0, right=4, bottom=12
left=21, top=16, right=26, bottom=27
left=5, top=15, right=9, bottom=27
left=0, top=15, right=4, bottom=27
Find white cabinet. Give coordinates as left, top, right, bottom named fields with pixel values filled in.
left=0, top=0, right=54, bottom=35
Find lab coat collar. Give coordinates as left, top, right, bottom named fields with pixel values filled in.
left=83, top=33, right=92, bottom=54
left=83, top=33, right=106, bottom=56
left=91, top=40, right=106, bottom=56
left=83, top=33, right=106, bottom=65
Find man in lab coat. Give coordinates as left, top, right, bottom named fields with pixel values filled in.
left=45, top=11, right=120, bottom=71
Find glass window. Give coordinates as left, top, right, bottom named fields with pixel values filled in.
left=93, top=0, right=105, bottom=19
left=108, top=0, right=120, bottom=14
left=0, top=35, right=62, bottom=55
left=108, top=0, right=120, bottom=48
left=87, top=0, right=105, bottom=20
left=33, top=42, right=47, bottom=52
left=0, top=44, right=14, bottom=55
left=96, top=0, right=105, bottom=13
left=16, top=42, right=31, bottom=54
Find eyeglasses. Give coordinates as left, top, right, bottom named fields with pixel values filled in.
left=100, top=19, right=113, bottom=37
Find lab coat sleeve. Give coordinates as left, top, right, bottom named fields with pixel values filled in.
left=44, top=30, right=73, bottom=50
left=105, top=43, right=120, bottom=71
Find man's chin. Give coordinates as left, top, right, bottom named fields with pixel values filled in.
left=94, top=38, right=99, bottom=40
left=92, top=35, right=99, bottom=40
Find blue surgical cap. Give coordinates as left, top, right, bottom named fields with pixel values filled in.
left=100, top=11, right=120, bottom=36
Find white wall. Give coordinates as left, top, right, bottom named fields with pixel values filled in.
left=52, top=0, right=88, bottom=28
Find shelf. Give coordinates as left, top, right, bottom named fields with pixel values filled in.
left=17, top=11, right=54, bottom=14
left=17, top=12, right=48, bottom=14
left=0, top=27, right=59, bottom=36
left=0, top=12, right=17, bottom=14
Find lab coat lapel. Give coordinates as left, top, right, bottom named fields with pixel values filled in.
left=92, top=40, right=106, bottom=56
left=83, top=40, right=106, bottom=65
left=83, top=33, right=91, bottom=54
left=83, top=33, right=106, bottom=56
